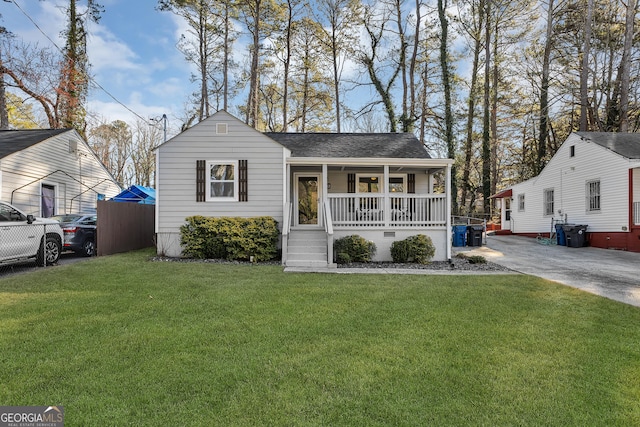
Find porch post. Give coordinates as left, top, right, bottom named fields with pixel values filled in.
left=446, top=163, right=452, bottom=261
left=384, top=165, right=390, bottom=227
left=322, top=163, right=328, bottom=206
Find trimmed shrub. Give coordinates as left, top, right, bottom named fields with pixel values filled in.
left=334, top=235, right=376, bottom=263
left=390, top=234, right=436, bottom=264
left=390, top=240, right=410, bottom=263
left=180, top=216, right=279, bottom=261
left=467, top=255, right=487, bottom=264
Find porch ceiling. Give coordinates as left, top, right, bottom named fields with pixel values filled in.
left=287, top=157, right=453, bottom=168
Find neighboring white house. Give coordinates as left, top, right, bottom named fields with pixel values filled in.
left=493, top=132, right=640, bottom=252
left=154, top=110, right=454, bottom=266
left=0, top=129, right=122, bottom=217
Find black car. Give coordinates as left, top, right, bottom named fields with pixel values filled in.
left=51, top=213, right=97, bottom=257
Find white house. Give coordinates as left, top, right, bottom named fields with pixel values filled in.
left=0, top=129, right=122, bottom=217
left=154, top=110, right=454, bottom=267
left=493, top=132, right=640, bottom=252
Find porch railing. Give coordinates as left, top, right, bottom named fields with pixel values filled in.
left=328, top=193, right=447, bottom=228
left=634, top=201, right=640, bottom=225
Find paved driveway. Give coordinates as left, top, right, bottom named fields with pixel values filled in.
left=463, top=235, right=640, bottom=307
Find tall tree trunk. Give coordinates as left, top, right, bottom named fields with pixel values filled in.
left=619, top=0, right=636, bottom=132
left=538, top=0, right=554, bottom=173
left=332, top=25, right=342, bottom=132
left=223, top=3, right=230, bottom=111
left=461, top=0, right=484, bottom=215
left=482, top=0, right=491, bottom=214
left=282, top=1, right=293, bottom=131
left=198, top=7, right=209, bottom=121
left=409, top=0, right=421, bottom=132
left=394, top=0, right=410, bottom=132
left=579, top=0, right=594, bottom=131
left=0, top=52, right=8, bottom=129
left=490, top=20, right=498, bottom=209
left=438, top=0, right=457, bottom=213
left=246, top=0, right=261, bottom=128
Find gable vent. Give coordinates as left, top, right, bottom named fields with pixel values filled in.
left=69, top=139, right=77, bottom=154
left=216, top=123, right=228, bottom=134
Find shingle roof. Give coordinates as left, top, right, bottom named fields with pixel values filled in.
left=0, top=129, right=69, bottom=159
left=576, top=132, right=640, bottom=160
left=264, top=132, right=432, bottom=159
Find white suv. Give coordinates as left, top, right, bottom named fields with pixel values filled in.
left=0, top=201, right=64, bottom=266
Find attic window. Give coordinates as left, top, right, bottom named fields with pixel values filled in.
left=570, top=145, right=575, bottom=157
left=216, top=123, right=228, bottom=134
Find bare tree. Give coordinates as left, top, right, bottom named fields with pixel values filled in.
left=314, top=0, right=362, bottom=132
left=618, top=0, right=636, bottom=132
left=438, top=0, right=457, bottom=213
left=131, top=118, right=161, bottom=187
left=579, top=0, right=594, bottom=131
left=457, top=0, right=485, bottom=214
left=357, top=4, right=401, bottom=132
left=88, top=120, right=133, bottom=186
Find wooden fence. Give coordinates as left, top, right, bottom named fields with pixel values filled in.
left=97, top=201, right=155, bottom=256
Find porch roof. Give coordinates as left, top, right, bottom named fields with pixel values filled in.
left=265, top=132, right=433, bottom=159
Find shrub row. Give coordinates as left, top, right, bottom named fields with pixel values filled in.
left=334, top=233, right=436, bottom=265
left=180, top=216, right=279, bottom=261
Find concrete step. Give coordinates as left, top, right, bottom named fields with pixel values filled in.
left=285, top=260, right=336, bottom=268
left=287, top=252, right=327, bottom=262
left=286, top=230, right=329, bottom=266
left=287, top=244, right=327, bottom=254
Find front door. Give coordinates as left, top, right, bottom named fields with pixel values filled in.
left=295, top=174, right=321, bottom=227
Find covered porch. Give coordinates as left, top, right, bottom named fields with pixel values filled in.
left=282, top=158, right=453, bottom=267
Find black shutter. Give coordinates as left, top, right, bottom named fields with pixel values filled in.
left=239, top=160, right=248, bottom=202
left=348, top=173, right=356, bottom=193
left=408, top=173, right=416, bottom=194
left=196, top=160, right=206, bottom=202
left=408, top=173, right=416, bottom=214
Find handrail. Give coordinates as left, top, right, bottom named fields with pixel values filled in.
left=323, top=201, right=334, bottom=265
left=282, top=202, right=292, bottom=236
left=281, top=202, right=292, bottom=265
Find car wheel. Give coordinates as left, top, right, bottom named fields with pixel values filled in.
left=36, top=235, right=62, bottom=266
left=81, top=239, right=96, bottom=257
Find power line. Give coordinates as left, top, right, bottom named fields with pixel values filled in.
left=4, top=0, right=151, bottom=125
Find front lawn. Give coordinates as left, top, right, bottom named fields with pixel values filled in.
left=1, top=250, right=639, bottom=426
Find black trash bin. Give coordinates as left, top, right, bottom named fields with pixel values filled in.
left=467, top=225, right=484, bottom=247
left=563, top=224, right=588, bottom=248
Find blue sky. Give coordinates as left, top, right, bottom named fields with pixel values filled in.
left=2, top=0, right=194, bottom=134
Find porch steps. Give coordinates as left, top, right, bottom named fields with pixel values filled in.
left=286, top=229, right=335, bottom=268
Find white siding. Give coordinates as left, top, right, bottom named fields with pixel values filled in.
left=156, top=111, right=286, bottom=236
left=510, top=133, right=634, bottom=234
left=0, top=130, right=121, bottom=216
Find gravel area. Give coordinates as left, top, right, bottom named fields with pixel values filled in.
left=337, top=256, right=511, bottom=271
left=152, top=255, right=511, bottom=272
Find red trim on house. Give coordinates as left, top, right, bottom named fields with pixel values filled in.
left=506, top=231, right=640, bottom=253
left=629, top=169, right=634, bottom=232
left=490, top=188, right=512, bottom=199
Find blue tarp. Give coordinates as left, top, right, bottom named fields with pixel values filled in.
left=111, top=185, right=156, bottom=204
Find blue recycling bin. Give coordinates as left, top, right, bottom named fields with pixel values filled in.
left=452, top=225, right=467, bottom=247
left=555, top=224, right=567, bottom=246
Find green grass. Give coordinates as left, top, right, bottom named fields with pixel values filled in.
left=1, top=250, right=639, bottom=426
